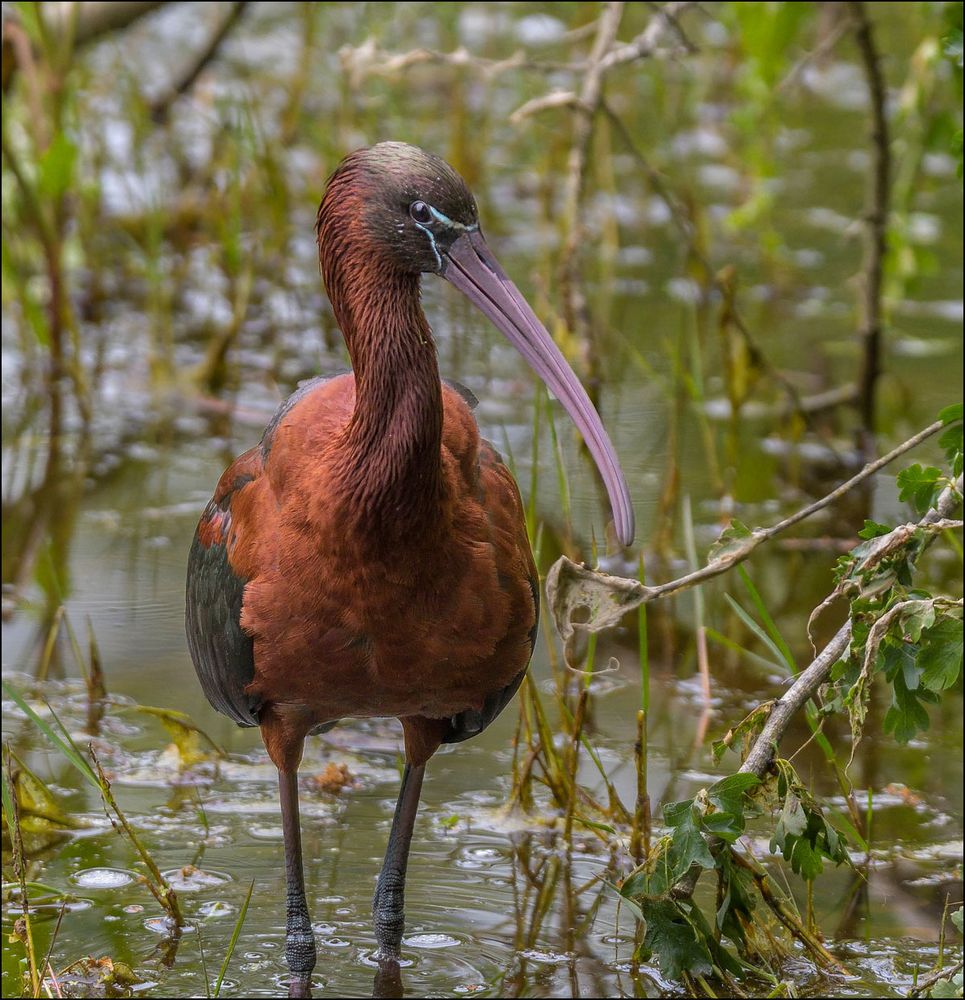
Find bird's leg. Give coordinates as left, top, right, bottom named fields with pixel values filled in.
left=373, top=762, right=426, bottom=960
left=278, top=768, right=316, bottom=986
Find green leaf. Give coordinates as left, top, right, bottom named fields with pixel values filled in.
left=737, top=566, right=796, bottom=672
left=884, top=667, right=932, bottom=743
left=858, top=519, right=892, bottom=540
left=952, top=906, right=963, bottom=936
left=664, top=799, right=715, bottom=877
left=938, top=403, right=963, bottom=424
left=939, top=422, right=963, bottom=477
left=725, top=594, right=791, bottom=674
left=1, top=681, right=100, bottom=791
left=896, top=464, right=944, bottom=516
left=788, top=828, right=825, bottom=880
left=214, top=879, right=254, bottom=997
left=705, top=773, right=760, bottom=841
left=769, top=761, right=850, bottom=881
left=929, top=973, right=963, bottom=999
left=919, top=616, right=964, bottom=692
left=715, top=850, right=756, bottom=942
left=36, top=131, right=78, bottom=201
left=638, top=897, right=714, bottom=980
left=775, top=789, right=807, bottom=840
left=708, top=518, right=755, bottom=563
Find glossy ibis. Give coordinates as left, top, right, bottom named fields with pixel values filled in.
left=185, top=142, right=634, bottom=989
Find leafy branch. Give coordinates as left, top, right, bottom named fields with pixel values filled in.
left=549, top=409, right=962, bottom=981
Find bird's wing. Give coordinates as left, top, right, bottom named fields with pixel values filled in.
left=185, top=449, right=262, bottom=727
left=186, top=376, right=343, bottom=728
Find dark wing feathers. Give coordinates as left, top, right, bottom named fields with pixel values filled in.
left=185, top=492, right=259, bottom=727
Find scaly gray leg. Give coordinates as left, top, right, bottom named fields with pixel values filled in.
left=279, top=769, right=316, bottom=994
left=372, top=763, right=426, bottom=960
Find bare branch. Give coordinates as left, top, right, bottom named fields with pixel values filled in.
left=666, top=475, right=962, bottom=943
left=557, top=1, right=626, bottom=386
left=149, top=1, right=248, bottom=123
left=910, top=960, right=965, bottom=999
left=546, top=418, right=954, bottom=647
left=40, top=1, right=167, bottom=47
left=849, top=1, right=891, bottom=446
left=510, top=90, right=582, bottom=125
left=597, top=1, right=698, bottom=71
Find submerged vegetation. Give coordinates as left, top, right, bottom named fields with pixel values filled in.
left=2, top=2, right=962, bottom=997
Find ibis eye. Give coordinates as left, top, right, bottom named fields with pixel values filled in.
left=409, top=201, right=432, bottom=224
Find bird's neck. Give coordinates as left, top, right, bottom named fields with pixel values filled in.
left=328, top=262, right=445, bottom=541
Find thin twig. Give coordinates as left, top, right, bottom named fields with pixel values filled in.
left=777, top=11, right=852, bottom=93
left=149, top=1, right=248, bottom=122
left=849, top=1, right=891, bottom=447
left=547, top=418, right=953, bottom=643
left=910, top=960, right=965, bottom=998
left=598, top=100, right=829, bottom=432
left=89, top=748, right=184, bottom=927
left=557, top=1, right=626, bottom=399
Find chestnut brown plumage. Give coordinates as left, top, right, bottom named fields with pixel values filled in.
left=185, top=142, right=633, bottom=992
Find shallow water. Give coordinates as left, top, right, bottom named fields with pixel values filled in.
left=2, top=3, right=963, bottom=997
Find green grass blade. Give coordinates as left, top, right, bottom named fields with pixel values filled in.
left=214, top=878, right=255, bottom=997
left=0, top=758, right=15, bottom=832
left=736, top=566, right=797, bottom=673
left=723, top=595, right=793, bottom=677
left=1, top=681, right=100, bottom=790
left=704, top=626, right=785, bottom=673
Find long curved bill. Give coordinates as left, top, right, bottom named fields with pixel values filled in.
left=444, top=229, right=635, bottom=547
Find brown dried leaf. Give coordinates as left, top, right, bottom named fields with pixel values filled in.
left=545, top=557, right=648, bottom=642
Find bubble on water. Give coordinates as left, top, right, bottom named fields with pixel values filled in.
left=518, top=948, right=571, bottom=965
left=456, top=846, right=501, bottom=869
left=320, top=936, right=352, bottom=949
left=71, top=867, right=136, bottom=889
left=359, top=950, right=413, bottom=969
left=197, top=900, right=235, bottom=918
left=405, top=933, right=460, bottom=949
left=248, top=824, right=284, bottom=840
left=144, top=916, right=192, bottom=935
left=161, top=867, right=231, bottom=891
